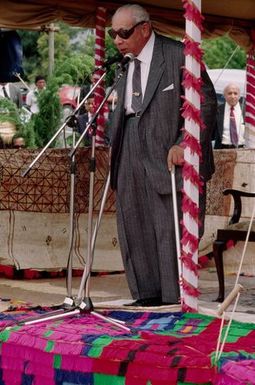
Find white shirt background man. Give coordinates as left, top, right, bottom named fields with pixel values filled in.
left=26, top=75, right=46, bottom=114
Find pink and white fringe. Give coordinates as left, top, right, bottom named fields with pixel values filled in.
left=181, top=0, right=204, bottom=312
left=245, top=46, right=255, bottom=148
left=94, top=7, right=108, bottom=146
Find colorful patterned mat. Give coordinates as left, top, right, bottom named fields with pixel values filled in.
left=0, top=307, right=255, bottom=384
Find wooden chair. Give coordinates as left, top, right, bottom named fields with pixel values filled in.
left=213, top=189, right=255, bottom=302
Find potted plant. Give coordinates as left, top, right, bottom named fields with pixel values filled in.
left=0, top=97, right=35, bottom=147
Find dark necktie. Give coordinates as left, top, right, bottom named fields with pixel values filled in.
left=131, top=58, right=142, bottom=113
left=2, top=86, right=9, bottom=99
left=230, top=106, right=238, bottom=146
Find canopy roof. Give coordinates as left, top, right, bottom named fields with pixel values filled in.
left=0, top=0, right=254, bottom=49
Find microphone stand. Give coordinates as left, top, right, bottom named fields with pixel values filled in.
left=18, top=63, right=131, bottom=332
left=19, top=73, right=107, bottom=312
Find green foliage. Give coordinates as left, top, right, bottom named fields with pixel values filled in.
left=34, top=27, right=94, bottom=86
left=32, top=77, right=61, bottom=147
left=18, top=117, right=36, bottom=148
left=53, top=53, right=94, bottom=86
left=0, top=98, right=23, bottom=128
left=0, top=83, right=62, bottom=148
left=36, top=31, right=71, bottom=79
left=202, top=35, right=246, bottom=69
left=0, top=98, right=36, bottom=147
left=19, top=24, right=119, bottom=88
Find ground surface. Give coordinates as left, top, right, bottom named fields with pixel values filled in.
left=1, top=265, right=255, bottom=322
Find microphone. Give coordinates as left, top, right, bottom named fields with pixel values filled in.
left=94, top=53, right=123, bottom=71
left=118, top=53, right=135, bottom=70
left=94, top=52, right=135, bottom=72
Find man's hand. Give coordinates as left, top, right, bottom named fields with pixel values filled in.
left=167, top=145, right=184, bottom=171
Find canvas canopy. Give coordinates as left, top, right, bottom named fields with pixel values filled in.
left=0, top=0, right=254, bottom=49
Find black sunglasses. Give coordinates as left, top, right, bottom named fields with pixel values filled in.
left=108, top=21, right=145, bottom=40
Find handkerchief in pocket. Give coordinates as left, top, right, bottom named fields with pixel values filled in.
left=162, top=83, right=174, bottom=92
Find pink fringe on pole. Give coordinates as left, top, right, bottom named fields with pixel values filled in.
left=182, top=131, right=202, bottom=156
left=245, top=48, right=255, bottom=147
left=182, top=164, right=203, bottom=192
left=94, top=7, right=108, bottom=146
left=246, top=116, right=255, bottom=126
left=181, top=99, right=205, bottom=128
left=182, top=194, right=200, bottom=218
left=247, top=82, right=255, bottom=95
left=247, top=62, right=255, bottom=77
left=181, top=226, right=199, bottom=253
left=182, top=303, right=197, bottom=312
left=181, top=0, right=204, bottom=312
left=184, top=39, right=204, bottom=64
left=182, top=0, right=204, bottom=31
left=182, top=278, right=200, bottom=296
left=246, top=104, right=255, bottom=116
left=181, top=251, right=198, bottom=274
left=182, top=68, right=203, bottom=94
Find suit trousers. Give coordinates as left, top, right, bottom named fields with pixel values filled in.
left=115, top=117, right=180, bottom=303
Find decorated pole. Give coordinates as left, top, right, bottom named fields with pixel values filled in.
left=181, top=0, right=204, bottom=311
left=94, top=7, right=108, bottom=146
left=245, top=43, right=255, bottom=148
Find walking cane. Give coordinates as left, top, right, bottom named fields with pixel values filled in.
left=170, top=165, right=183, bottom=304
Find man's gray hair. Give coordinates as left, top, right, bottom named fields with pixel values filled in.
left=113, top=4, right=150, bottom=23
left=223, top=83, right=241, bottom=95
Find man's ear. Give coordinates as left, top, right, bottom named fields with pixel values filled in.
left=142, top=22, right=152, bottom=39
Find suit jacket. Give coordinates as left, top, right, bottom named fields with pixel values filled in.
left=214, top=102, right=245, bottom=149
left=8, top=83, right=23, bottom=108
left=77, top=112, right=92, bottom=145
left=110, top=34, right=217, bottom=193
left=78, top=85, right=91, bottom=115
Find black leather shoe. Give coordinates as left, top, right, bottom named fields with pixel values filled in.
left=124, top=297, right=162, bottom=307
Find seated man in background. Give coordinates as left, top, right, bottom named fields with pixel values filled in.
left=214, top=83, right=245, bottom=149
left=12, top=135, right=26, bottom=149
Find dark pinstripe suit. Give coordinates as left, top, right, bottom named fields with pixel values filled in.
left=110, top=34, right=217, bottom=303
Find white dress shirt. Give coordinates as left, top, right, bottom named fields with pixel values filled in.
left=222, top=102, right=245, bottom=146
left=125, top=32, right=155, bottom=114
left=26, top=87, right=42, bottom=114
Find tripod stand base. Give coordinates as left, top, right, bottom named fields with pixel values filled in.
left=79, top=297, right=94, bottom=313
left=63, top=296, right=76, bottom=309
left=90, top=310, right=131, bottom=332
left=17, top=307, right=78, bottom=326
left=15, top=304, right=130, bottom=332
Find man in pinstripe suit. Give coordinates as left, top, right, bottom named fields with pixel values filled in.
left=214, top=83, right=245, bottom=149
left=109, top=4, right=217, bottom=307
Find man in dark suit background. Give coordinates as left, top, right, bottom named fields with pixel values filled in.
left=214, top=83, right=245, bottom=149
left=76, top=95, right=94, bottom=146
left=109, top=4, right=217, bottom=307
left=78, top=73, right=97, bottom=115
